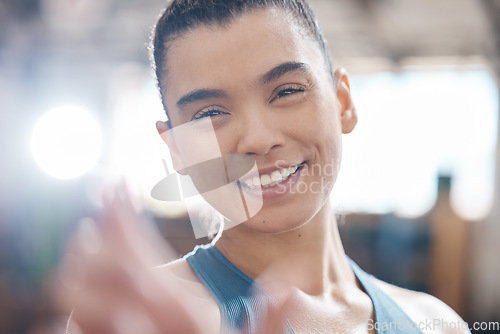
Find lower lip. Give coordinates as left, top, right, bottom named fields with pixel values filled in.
left=240, top=164, right=304, bottom=200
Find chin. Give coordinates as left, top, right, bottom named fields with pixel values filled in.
left=237, top=210, right=313, bottom=235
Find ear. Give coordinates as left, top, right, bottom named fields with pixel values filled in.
left=156, top=121, right=187, bottom=175
left=335, top=68, right=357, bottom=134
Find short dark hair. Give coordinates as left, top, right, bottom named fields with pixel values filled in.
left=150, top=0, right=333, bottom=119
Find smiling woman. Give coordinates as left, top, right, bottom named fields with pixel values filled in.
left=155, top=7, right=350, bottom=236
left=61, top=1, right=471, bottom=333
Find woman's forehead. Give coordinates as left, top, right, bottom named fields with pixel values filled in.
left=162, top=9, right=322, bottom=102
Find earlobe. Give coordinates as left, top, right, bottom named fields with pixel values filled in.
left=155, top=121, right=188, bottom=175
left=155, top=120, right=169, bottom=136
left=335, top=68, right=357, bottom=134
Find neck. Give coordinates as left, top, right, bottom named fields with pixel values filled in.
left=214, top=202, right=356, bottom=296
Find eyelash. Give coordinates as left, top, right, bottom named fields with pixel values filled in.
left=192, top=107, right=228, bottom=120
left=270, top=84, right=306, bottom=102
left=191, top=85, right=306, bottom=120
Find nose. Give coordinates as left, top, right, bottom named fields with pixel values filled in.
left=236, top=110, right=285, bottom=156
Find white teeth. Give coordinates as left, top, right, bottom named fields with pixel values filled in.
left=241, top=164, right=302, bottom=189
left=260, top=174, right=272, bottom=186
left=252, top=176, right=260, bottom=186
left=280, top=169, right=290, bottom=178
left=271, top=170, right=282, bottom=182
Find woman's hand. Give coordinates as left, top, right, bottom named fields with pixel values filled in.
left=54, top=184, right=290, bottom=334
left=54, top=185, right=208, bottom=334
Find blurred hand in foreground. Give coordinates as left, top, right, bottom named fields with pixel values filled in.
left=55, top=185, right=208, bottom=334
left=53, top=185, right=288, bottom=334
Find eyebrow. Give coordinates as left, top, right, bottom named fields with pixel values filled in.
left=175, top=62, right=310, bottom=109
left=176, top=89, right=227, bottom=108
left=261, top=61, right=311, bottom=85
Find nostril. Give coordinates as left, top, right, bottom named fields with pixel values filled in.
left=236, top=119, right=286, bottom=155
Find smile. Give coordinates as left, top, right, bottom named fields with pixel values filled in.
left=240, top=163, right=304, bottom=189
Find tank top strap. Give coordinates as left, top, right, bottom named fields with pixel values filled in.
left=348, top=258, right=424, bottom=334
left=185, top=244, right=295, bottom=334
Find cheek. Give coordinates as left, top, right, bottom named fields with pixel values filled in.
left=294, top=95, right=342, bottom=143
left=299, top=99, right=343, bottom=182
left=209, top=126, right=238, bottom=157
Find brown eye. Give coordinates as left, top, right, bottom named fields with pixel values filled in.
left=192, top=108, right=229, bottom=121
left=277, top=87, right=304, bottom=98
left=270, top=85, right=306, bottom=103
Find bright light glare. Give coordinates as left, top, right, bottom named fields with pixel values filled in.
left=32, top=106, right=102, bottom=179
left=333, top=70, right=498, bottom=221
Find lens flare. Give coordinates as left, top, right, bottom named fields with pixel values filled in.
left=32, top=106, right=102, bottom=179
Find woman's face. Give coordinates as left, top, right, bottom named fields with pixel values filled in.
left=159, top=8, right=355, bottom=234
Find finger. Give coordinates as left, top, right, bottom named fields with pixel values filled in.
left=110, top=304, right=162, bottom=334
left=100, top=182, right=177, bottom=267
left=56, top=182, right=206, bottom=333
left=138, top=269, right=209, bottom=334
left=58, top=253, right=202, bottom=334
left=71, top=303, right=163, bottom=334
left=247, top=286, right=294, bottom=334
left=250, top=257, right=314, bottom=334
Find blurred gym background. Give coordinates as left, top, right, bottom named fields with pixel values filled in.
left=1, top=0, right=499, bottom=333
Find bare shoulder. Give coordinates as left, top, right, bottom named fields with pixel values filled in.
left=155, top=257, right=218, bottom=301
left=155, top=258, right=198, bottom=282
left=374, top=278, right=470, bottom=334
left=155, top=258, right=221, bottom=332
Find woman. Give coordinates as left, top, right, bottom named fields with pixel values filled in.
left=61, top=0, right=470, bottom=333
